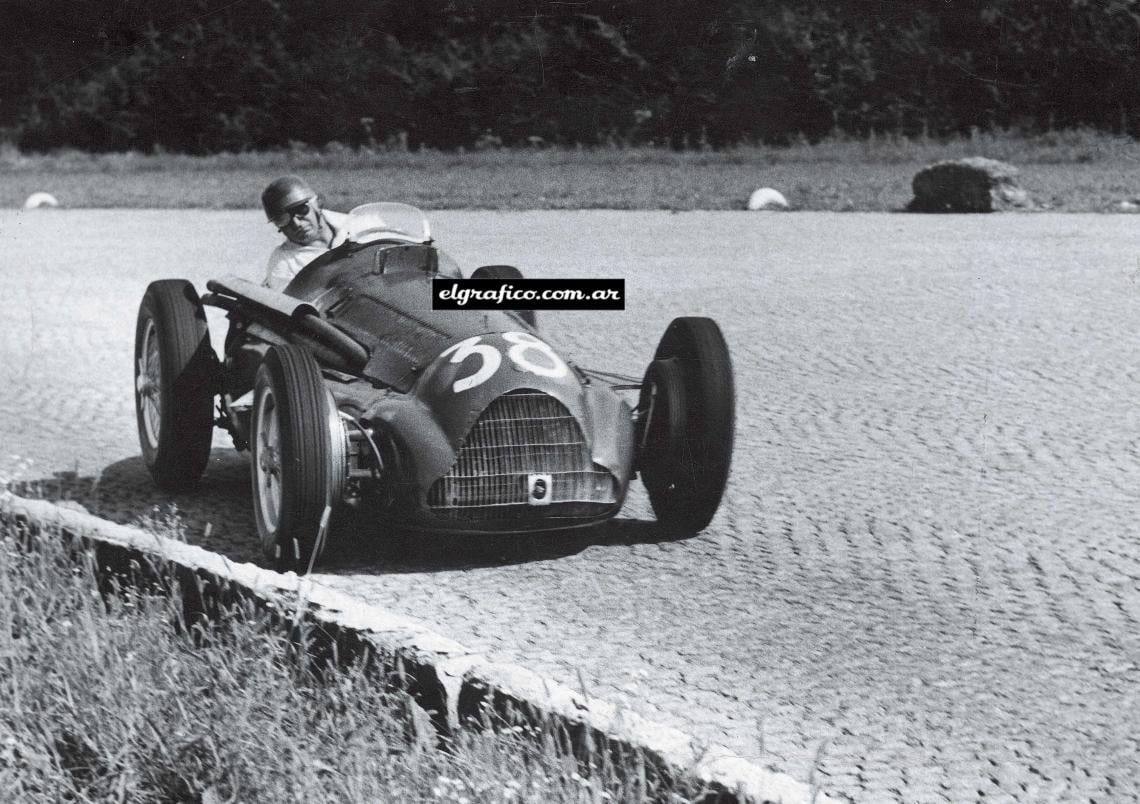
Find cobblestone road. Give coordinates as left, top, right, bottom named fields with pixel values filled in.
left=2, top=210, right=1139, bottom=802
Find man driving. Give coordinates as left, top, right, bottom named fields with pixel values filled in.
left=261, top=175, right=349, bottom=290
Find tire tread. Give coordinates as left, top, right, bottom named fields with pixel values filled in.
left=642, top=317, right=735, bottom=533
left=254, top=344, right=335, bottom=572
left=134, top=279, right=215, bottom=490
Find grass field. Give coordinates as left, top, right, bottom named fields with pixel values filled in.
left=3, top=129, right=1140, bottom=212
left=0, top=517, right=690, bottom=803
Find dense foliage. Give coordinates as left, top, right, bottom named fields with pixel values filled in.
left=2, top=0, right=1138, bottom=152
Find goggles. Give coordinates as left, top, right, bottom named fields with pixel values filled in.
left=273, top=201, right=313, bottom=228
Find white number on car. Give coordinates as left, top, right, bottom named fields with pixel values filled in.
left=439, top=336, right=502, bottom=393
left=503, top=331, right=568, bottom=379
left=441, top=332, right=568, bottom=393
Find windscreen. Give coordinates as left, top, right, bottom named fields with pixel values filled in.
left=332, top=202, right=432, bottom=247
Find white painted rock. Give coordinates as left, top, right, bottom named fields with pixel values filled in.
left=747, top=187, right=789, bottom=211
left=22, top=192, right=60, bottom=209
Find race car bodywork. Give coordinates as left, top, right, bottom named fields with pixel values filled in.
left=133, top=203, right=734, bottom=572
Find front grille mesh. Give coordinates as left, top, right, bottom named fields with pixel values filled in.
left=428, top=391, right=616, bottom=521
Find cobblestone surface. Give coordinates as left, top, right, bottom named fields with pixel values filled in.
left=3, top=209, right=1140, bottom=802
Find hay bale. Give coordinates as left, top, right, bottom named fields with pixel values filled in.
left=908, top=157, right=1030, bottom=213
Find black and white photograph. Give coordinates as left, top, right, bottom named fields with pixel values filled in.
left=1, top=1, right=1138, bottom=801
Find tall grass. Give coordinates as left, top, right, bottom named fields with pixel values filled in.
left=3, top=127, right=1138, bottom=171
left=0, top=516, right=696, bottom=803
left=3, top=129, right=1138, bottom=211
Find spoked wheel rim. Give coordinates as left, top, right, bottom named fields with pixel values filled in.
left=644, top=376, right=675, bottom=490
left=254, top=388, right=283, bottom=535
left=136, top=318, right=162, bottom=450
left=637, top=358, right=686, bottom=487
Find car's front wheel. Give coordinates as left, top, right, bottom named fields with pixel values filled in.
left=251, top=345, right=347, bottom=573
left=637, top=317, right=734, bottom=534
left=134, top=280, right=216, bottom=490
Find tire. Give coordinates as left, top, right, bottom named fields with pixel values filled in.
left=639, top=317, right=734, bottom=533
left=471, top=264, right=523, bottom=280
left=251, top=344, right=347, bottom=573
left=636, top=358, right=688, bottom=473
left=470, top=264, right=537, bottom=328
left=134, top=280, right=216, bottom=490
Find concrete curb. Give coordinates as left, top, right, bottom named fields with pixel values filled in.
left=0, top=492, right=837, bottom=804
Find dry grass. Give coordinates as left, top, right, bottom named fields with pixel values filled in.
left=0, top=515, right=699, bottom=803
left=3, top=129, right=1140, bottom=212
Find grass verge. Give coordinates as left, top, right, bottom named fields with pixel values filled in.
left=0, top=514, right=700, bottom=803
left=2, top=129, right=1140, bottom=212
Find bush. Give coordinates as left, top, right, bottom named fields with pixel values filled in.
left=5, top=0, right=1140, bottom=152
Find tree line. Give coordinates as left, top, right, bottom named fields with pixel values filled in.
left=2, top=0, right=1137, bottom=152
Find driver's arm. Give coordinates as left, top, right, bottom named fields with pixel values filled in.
left=264, top=250, right=298, bottom=291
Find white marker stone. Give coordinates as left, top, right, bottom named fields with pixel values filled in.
left=747, top=187, right=789, bottom=210
left=23, top=192, right=60, bottom=209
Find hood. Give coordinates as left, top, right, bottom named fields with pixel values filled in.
left=365, top=328, right=633, bottom=492
left=413, top=330, right=587, bottom=453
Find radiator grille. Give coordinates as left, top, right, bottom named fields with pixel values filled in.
left=428, top=391, right=617, bottom=522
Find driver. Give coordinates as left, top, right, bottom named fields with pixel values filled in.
left=260, top=175, right=349, bottom=290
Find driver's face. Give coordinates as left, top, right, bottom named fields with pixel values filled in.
left=277, top=199, right=322, bottom=245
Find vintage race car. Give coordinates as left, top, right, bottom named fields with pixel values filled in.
left=133, top=203, right=734, bottom=573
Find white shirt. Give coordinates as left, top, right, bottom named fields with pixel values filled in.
left=263, top=209, right=349, bottom=291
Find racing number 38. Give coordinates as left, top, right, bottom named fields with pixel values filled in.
left=439, top=331, right=568, bottom=393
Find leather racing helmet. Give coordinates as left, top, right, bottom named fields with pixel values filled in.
left=261, top=175, right=317, bottom=222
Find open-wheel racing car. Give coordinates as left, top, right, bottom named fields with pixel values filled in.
left=133, top=203, right=734, bottom=573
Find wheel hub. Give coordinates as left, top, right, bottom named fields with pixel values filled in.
left=255, top=392, right=283, bottom=534
left=137, top=319, right=163, bottom=449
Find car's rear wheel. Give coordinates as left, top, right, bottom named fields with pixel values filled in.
left=134, top=280, right=216, bottom=490
left=470, top=264, right=536, bottom=328
left=251, top=345, right=347, bottom=573
left=638, top=317, right=734, bottom=533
